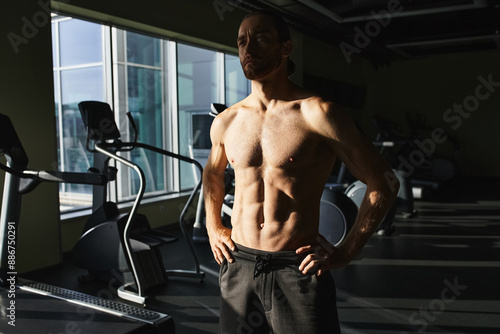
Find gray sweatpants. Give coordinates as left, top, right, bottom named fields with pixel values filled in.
left=218, top=243, right=341, bottom=334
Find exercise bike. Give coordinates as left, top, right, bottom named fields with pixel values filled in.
left=72, top=101, right=204, bottom=305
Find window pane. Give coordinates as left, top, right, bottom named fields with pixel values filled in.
left=126, top=66, right=165, bottom=195
left=127, top=31, right=160, bottom=67
left=61, top=67, right=104, bottom=107
left=59, top=19, right=102, bottom=67
left=59, top=67, right=103, bottom=198
left=225, top=53, right=250, bottom=106
left=177, top=44, right=219, bottom=189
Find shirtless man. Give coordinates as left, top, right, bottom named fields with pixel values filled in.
left=203, top=10, right=399, bottom=334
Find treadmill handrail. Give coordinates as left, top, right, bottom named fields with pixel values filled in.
left=0, top=161, right=108, bottom=194
left=0, top=161, right=29, bottom=178
left=26, top=170, right=108, bottom=185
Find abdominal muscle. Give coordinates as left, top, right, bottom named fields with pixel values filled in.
left=229, top=166, right=325, bottom=252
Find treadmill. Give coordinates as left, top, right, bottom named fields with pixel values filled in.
left=0, top=113, right=174, bottom=333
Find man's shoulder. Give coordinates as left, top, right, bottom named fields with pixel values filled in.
left=300, top=95, right=342, bottom=117
left=216, top=102, right=242, bottom=122
left=221, top=97, right=258, bottom=119
left=211, top=100, right=247, bottom=132
left=298, top=95, right=353, bottom=138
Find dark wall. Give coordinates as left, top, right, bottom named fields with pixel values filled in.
left=1, top=0, right=61, bottom=272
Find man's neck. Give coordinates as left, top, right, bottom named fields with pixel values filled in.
left=250, top=74, right=295, bottom=108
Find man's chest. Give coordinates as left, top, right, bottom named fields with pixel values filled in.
left=224, top=111, right=321, bottom=169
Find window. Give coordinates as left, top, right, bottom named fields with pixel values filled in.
left=52, top=14, right=250, bottom=213
left=177, top=43, right=221, bottom=190
left=52, top=16, right=110, bottom=209
left=113, top=29, right=168, bottom=199
left=225, top=53, right=250, bottom=106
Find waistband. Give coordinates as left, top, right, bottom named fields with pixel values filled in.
left=232, top=243, right=304, bottom=264
left=232, top=244, right=305, bottom=278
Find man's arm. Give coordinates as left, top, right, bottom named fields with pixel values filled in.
left=203, top=114, right=236, bottom=265
left=298, top=100, right=399, bottom=275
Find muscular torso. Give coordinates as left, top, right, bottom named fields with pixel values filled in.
left=222, top=99, right=336, bottom=251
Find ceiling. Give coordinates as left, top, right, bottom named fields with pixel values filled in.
left=230, top=0, right=500, bottom=66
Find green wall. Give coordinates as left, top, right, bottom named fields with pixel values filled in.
left=1, top=0, right=61, bottom=273
left=360, top=51, right=500, bottom=176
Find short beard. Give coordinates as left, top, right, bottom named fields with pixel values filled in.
left=242, top=54, right=283, bottom=80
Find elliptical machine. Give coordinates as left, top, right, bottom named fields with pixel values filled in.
left=73, top=101, right=204, bottom=305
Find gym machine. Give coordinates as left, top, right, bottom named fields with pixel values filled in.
left=0, top=113, right=174, bottom=333
left=344, top=169, right=411, bottom=236
left=319, top=185, right=358, bottom=245
left=371, top=113, right=458, bottom=197
left=73, top=101, right=205, bottom=305
left=336, top=138, right=415, bottom=236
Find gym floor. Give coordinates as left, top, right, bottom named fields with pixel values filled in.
left=18, top=177, right=500, bottom=333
